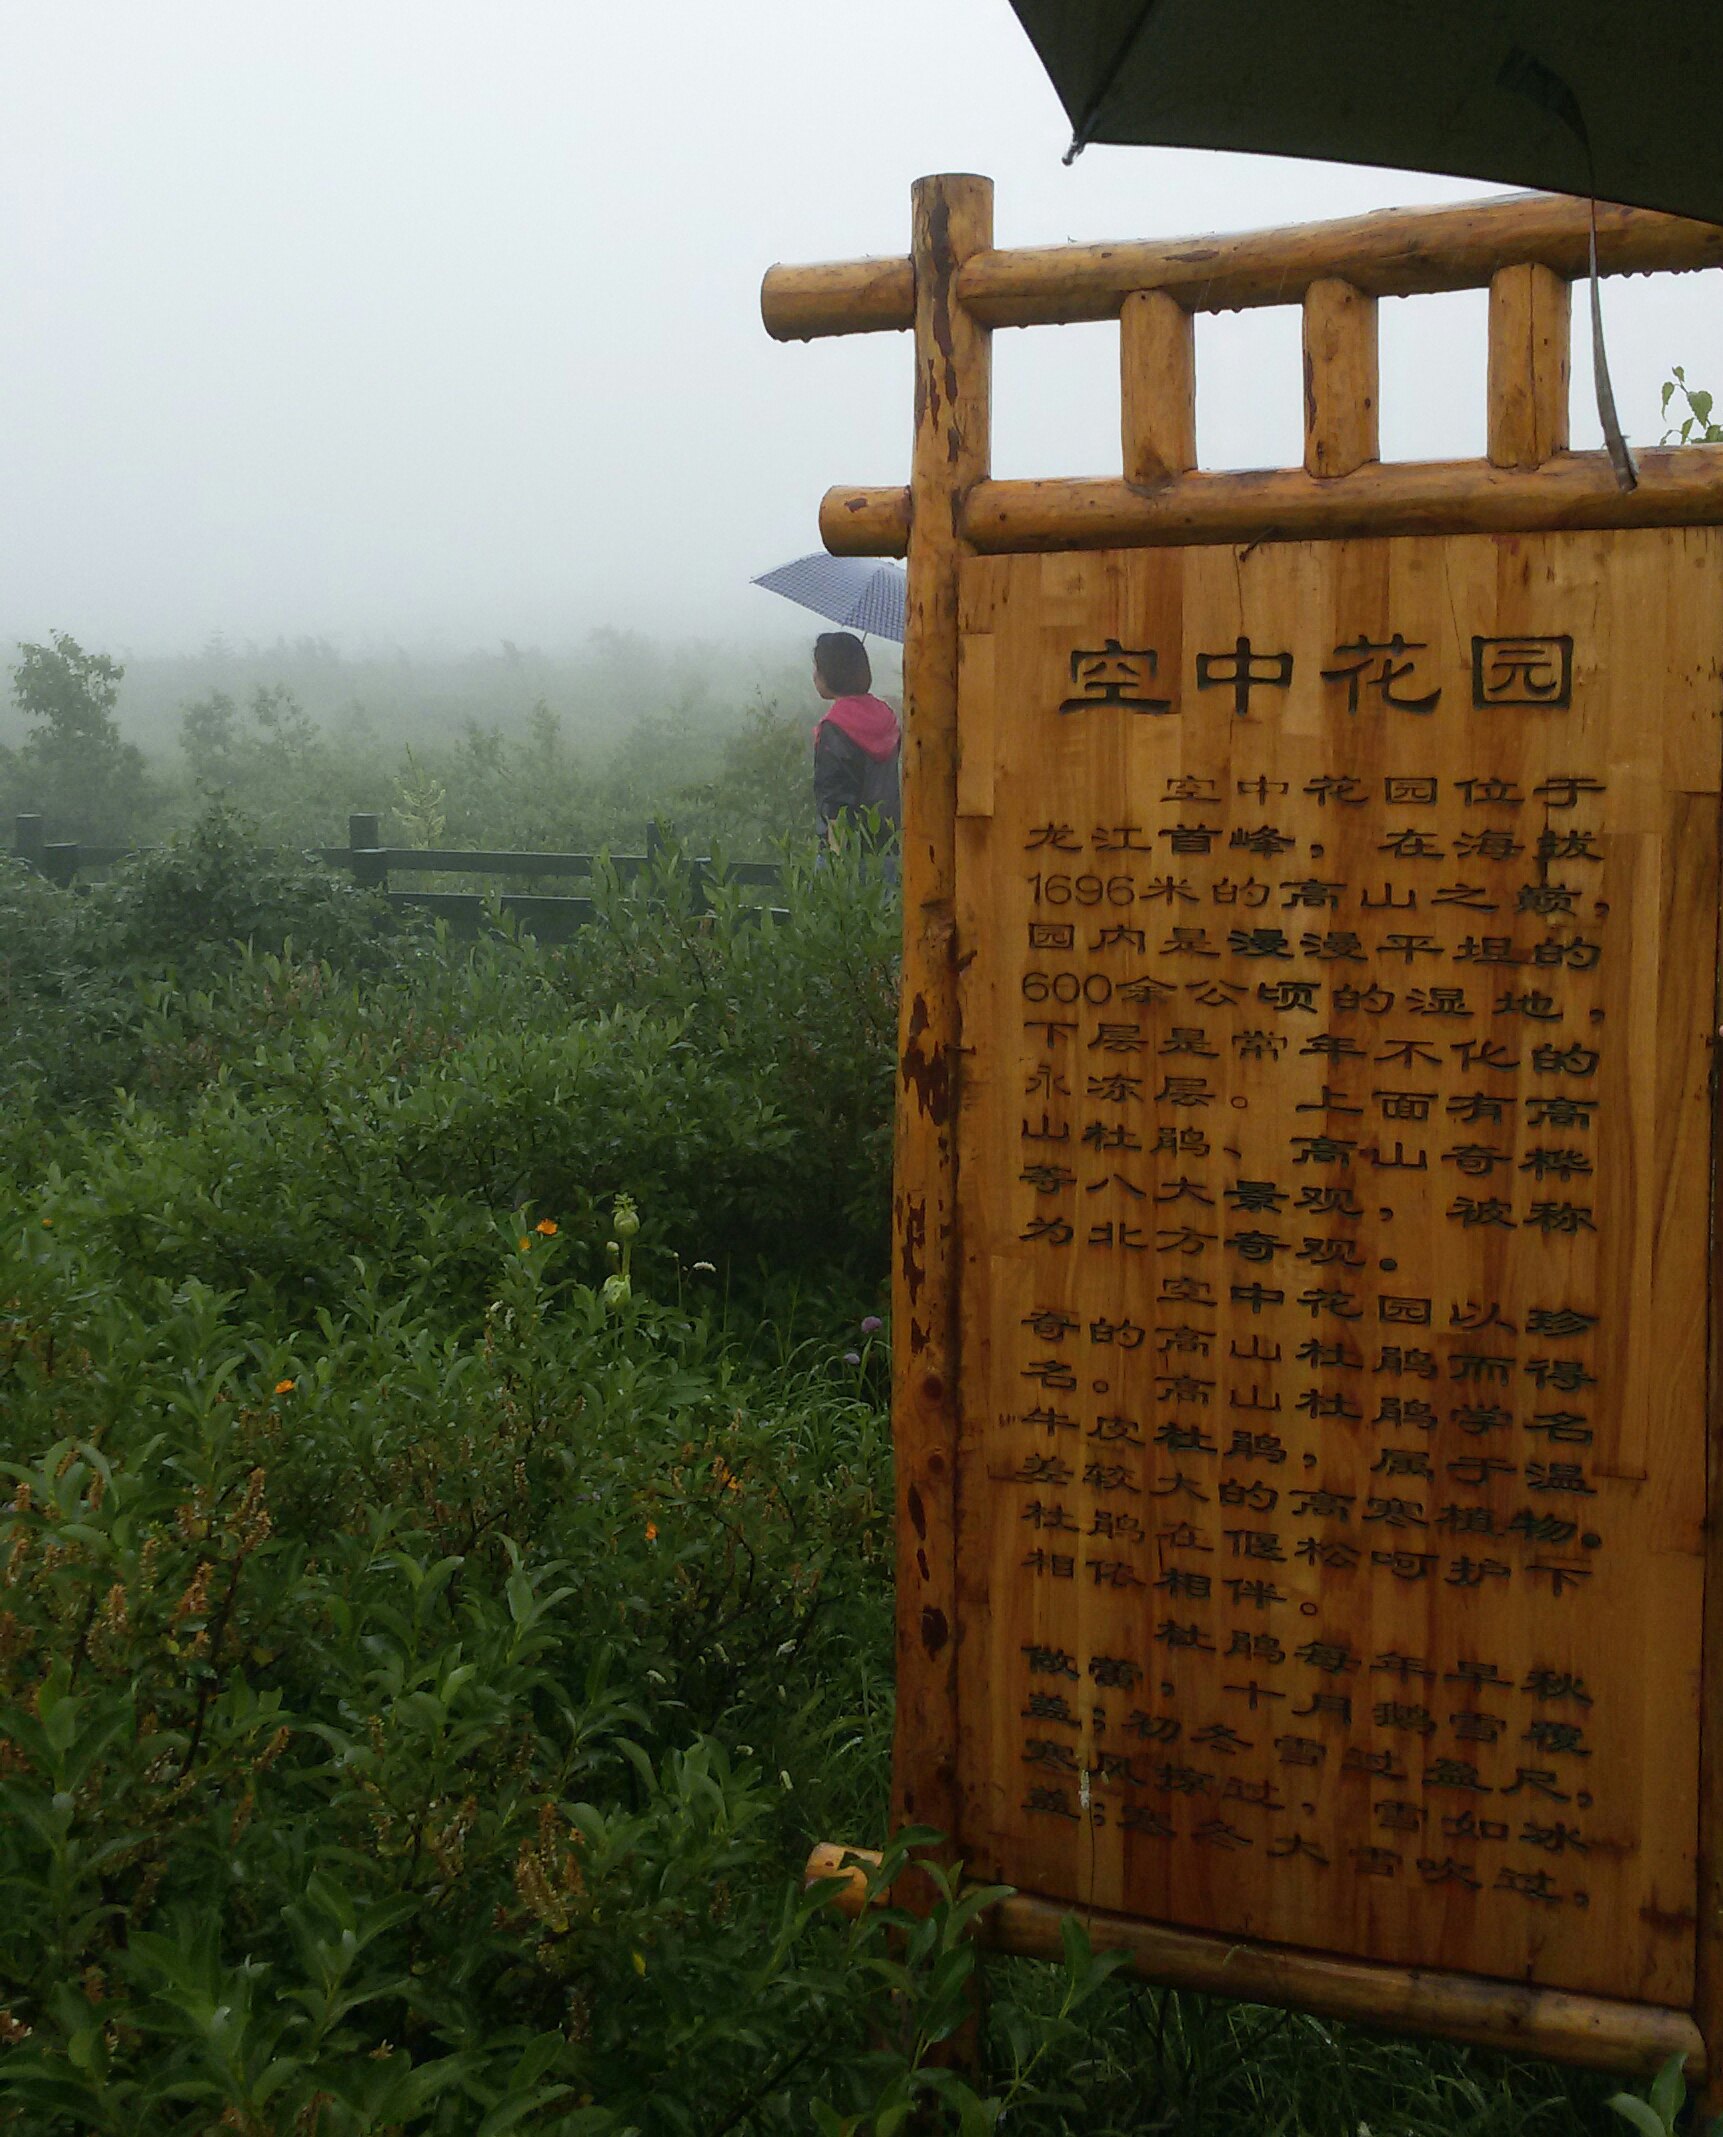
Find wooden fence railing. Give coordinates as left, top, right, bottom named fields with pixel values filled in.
left=764, top=189, right=1723, bottom=556
left=10, top=812, right=786, bottom=943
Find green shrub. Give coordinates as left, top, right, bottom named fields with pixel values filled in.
left=90, top=805, right=426, bottom=984
left=0, top=1209, right=909, bottom=2131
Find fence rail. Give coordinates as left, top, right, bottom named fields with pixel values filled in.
left=11, top=811, right=786, bottom=943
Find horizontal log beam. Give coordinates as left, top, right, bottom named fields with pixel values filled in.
left=959, top=195, right=1723, bottom=327
left=820, top=484, right=913, bottom=556
left=819, top=447, right=1723, bottom=559
left=991, top=1892, right=1705, bottom=2082
left=801, top=1845, right=1701, bottom=2080
left=763, top=194, right=1723, bottom=342
left=760, top=255, right=915, bottom=341
left=369, top=847, right=599, bottom=876
left=957, top=446, right=1723, bottom=553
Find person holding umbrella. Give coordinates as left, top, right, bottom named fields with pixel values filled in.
left=749, top=552, right=906, bottom=869
left=811, top=630, right=901, bottom=866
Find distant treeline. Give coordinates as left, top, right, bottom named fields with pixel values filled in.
left=0, top=629, right=902, bottom=859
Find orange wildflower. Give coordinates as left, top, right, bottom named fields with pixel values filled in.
left=535, top=1219, right=558, bottom=1237
left=274, top=1378, right=295, bottom=1395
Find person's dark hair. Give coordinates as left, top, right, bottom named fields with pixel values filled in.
left=814, top=631, right=871, bottom=696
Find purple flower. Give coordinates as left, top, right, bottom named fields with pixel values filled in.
left=843, top=1351, right=862, bottom=1365
left=860, top=1315, right=884, bottom=1334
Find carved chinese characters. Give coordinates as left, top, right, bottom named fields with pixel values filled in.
left=952, top=530, right=1722, bottom=2005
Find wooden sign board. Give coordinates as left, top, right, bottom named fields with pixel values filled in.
left=954, top=528, right=1717, bottom=2007
left=763, top=177, right=1723, bottom=2083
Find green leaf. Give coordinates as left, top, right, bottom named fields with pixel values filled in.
left=1649, top=2051, right=1688, bottom=2127
left=475, top=2086, right=573, bottom=2135
left=1607, top=2092, right=1673, bottom=2137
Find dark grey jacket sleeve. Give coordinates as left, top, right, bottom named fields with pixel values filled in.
left=814, top=725, right=861, bottom=830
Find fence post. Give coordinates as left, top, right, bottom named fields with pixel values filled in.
left=348, top=811, right=387, bottom=890
left=15, top=815, right=45, bottom=872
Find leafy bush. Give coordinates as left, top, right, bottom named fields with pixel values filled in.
left=0, top=815, right=894, bottom=1306
left=0, top=809, right=425, bottom=1117
left=0, top=1203, right=905, bottom=2131
left=91, top=805, right=427, bottom=983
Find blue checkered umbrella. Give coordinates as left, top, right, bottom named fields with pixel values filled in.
left=751, top=552, right=906, bottom=643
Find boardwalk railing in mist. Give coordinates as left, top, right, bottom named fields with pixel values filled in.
left=12, top=811, right=786, bottom=943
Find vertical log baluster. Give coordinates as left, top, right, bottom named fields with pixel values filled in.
left=1303, top=277, right=1378, bottom=477
left=893, top=174, right=992, bottom=1857
left=1121, top=288, right=1195, bottom=485
left=1487, top=261, right=1571, bottom=469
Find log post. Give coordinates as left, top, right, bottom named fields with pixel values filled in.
left=1697, top=859, right=1723, bottom=2119
left=893, top=173, right=992, bottom=1871
left=1487, top=261, right=1571, bottom=470
left=347, top=811, right=386, bottom=890
left=1302, top=277, right=1378, bottom=477
left=1120, top=289, right=1194, bottom=485
left=14, top=815, right=45, bottom=871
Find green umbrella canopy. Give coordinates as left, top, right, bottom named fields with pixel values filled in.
left=1006, top=0, right=1723, bottom=226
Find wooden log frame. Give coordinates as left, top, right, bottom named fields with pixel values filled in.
left=766, top=176, right=1723, bottom=2092
left=764, top=186, right=1723, bottom=563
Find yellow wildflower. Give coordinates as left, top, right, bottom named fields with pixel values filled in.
left=274, top=1378, right=295, bottom=1396
left=535, top=1219, right=558, bottom=1237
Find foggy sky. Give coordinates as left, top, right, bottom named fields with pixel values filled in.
left=2, top=1, right=1719, bottom=658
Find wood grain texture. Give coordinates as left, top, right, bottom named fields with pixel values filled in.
left=1121, top=290, right=1195, bottom=487
left=956, top=449, right=1723, bottom=554
left=958, top=196, right=1723, bottom=328
left=820, top=451, right=1723, bottom=560
left=761, top=196, right=1723, bottom=343
left=1304, top=280, right=1378, bottom=479
left=758, top=254, right=915, bottom=341
left=891, top=173, right=992, bottom=1849
left=1489, top=266, right=1572, bottom=472
left=948, top=528, right=1721, bottom=2007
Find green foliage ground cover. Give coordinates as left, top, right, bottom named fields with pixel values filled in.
left=0, top=821, right=1646, bottom=2132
